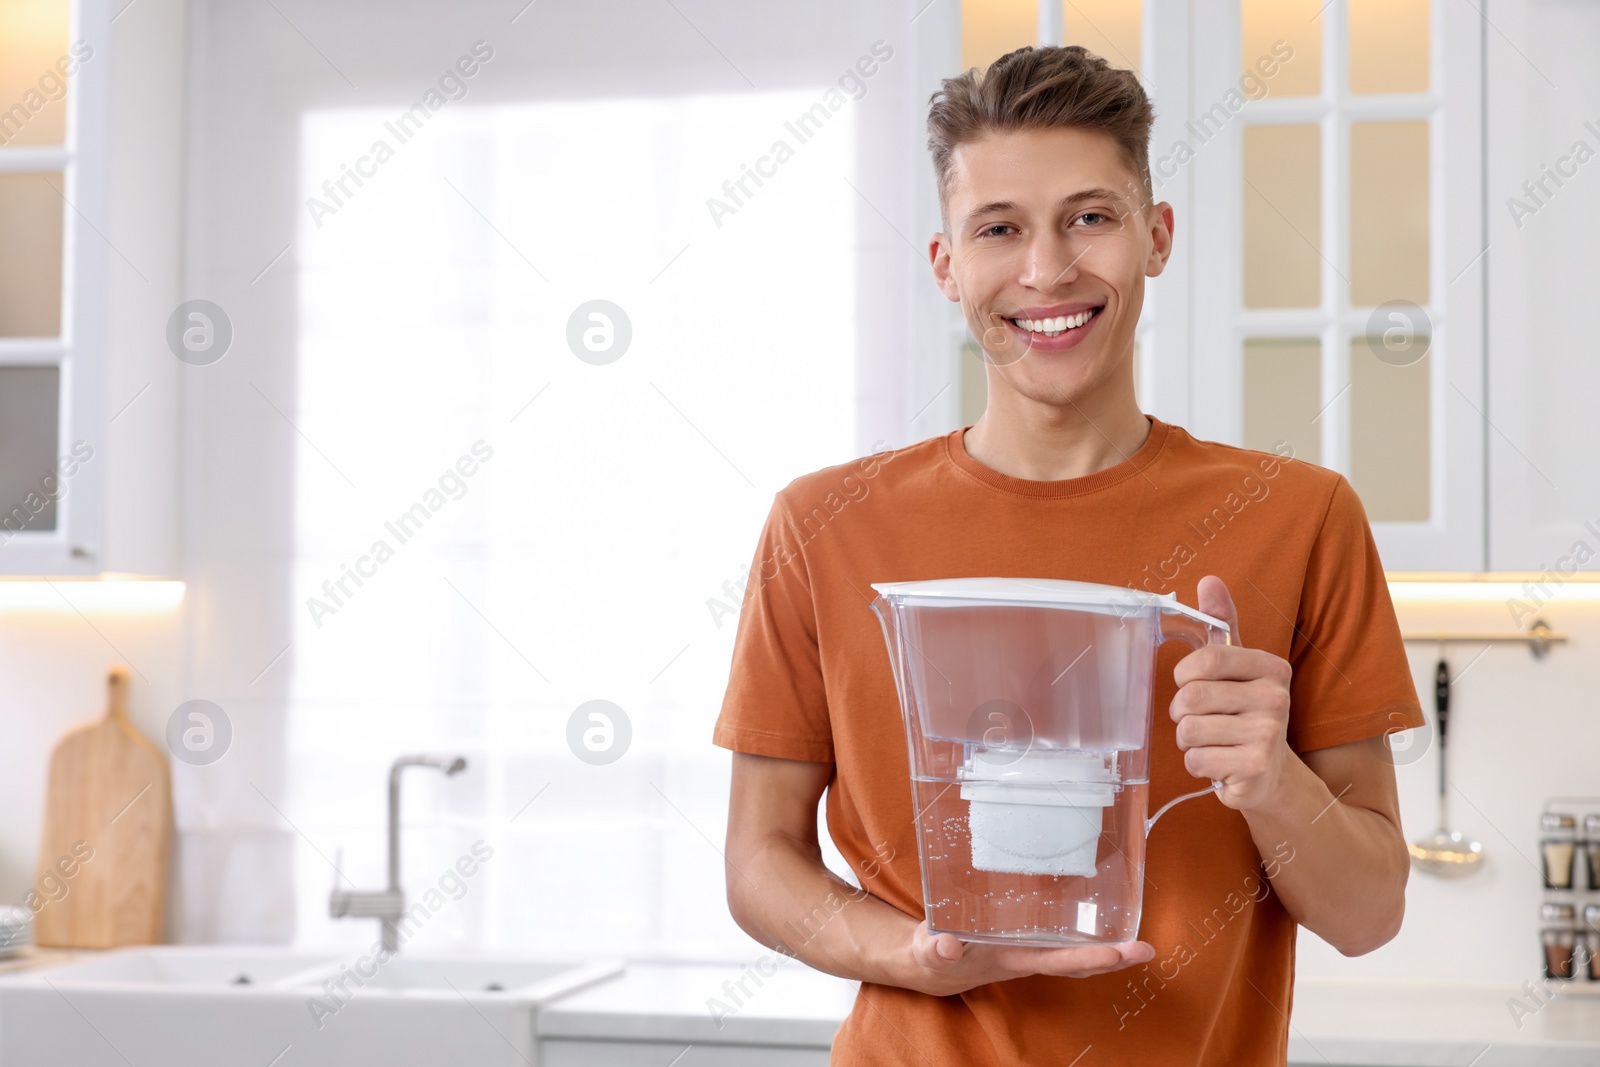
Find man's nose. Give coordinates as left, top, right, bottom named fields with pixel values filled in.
left=1018, top=232, right=1086, bottom=290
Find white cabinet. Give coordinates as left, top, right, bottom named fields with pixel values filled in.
left=0, top=0, right=182, bottom=576
left=1484, top=0, right=1600, bottom=572
left=1183, top=0, right=1486, bottom=572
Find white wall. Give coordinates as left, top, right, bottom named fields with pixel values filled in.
left=0, top=594, right=182, bottom=923
left=1296, top=588, right=1600, bottom=985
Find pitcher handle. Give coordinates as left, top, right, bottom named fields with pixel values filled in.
left=1146, top=608, right=1233, bottom=833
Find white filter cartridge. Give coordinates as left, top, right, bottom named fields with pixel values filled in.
left=960, top=750, right=1114, bottom=877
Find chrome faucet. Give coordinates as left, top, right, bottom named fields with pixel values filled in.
left=329, top=754, right=468, bottom=953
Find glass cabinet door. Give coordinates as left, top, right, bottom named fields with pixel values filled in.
left=1190, top=0, right=1485, bottom=571
left=0, top=0, right=98, bottom=572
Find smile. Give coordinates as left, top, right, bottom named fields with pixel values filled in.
left=1008, top=307, right=1101, bottom=337
left=1000, top=305, right=1104, bottom=351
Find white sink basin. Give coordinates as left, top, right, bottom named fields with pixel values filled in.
left=294, top=954, right=613, bottom=996
left=12, top=945, right=338, bottom=987
left=0, top=946, right=622, bottom=1067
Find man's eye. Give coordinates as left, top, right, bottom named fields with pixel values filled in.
left=1077, top=211, right=1111, bottom=226
left=979, top=224, right=1014, bottom=238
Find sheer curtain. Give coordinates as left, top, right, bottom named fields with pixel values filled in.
left=286, top=93, right=859, bottom=958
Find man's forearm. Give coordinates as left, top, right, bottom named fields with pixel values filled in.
left=1241, top=751, right=1408, bottom=955
left=729, top=831, right=921, bottom=988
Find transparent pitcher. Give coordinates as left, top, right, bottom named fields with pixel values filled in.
left=869, top=577, right=1231, bottom=947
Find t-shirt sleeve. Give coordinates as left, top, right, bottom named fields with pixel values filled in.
left=711, top=491, right=835, bottom=763
left=1285, top=474, right=1424, bottom=753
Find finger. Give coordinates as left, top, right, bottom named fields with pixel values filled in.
left=1196, top=575, right=1241, bottom=647
left=1175, top=709, right=1255, bottom=749
left=1170, top=677, right=1287, bottom=724
left=1172, top=646, right=1286, bottom=687
left=1025, top=941, right=1154, bottom=978
left=1182, top=743, right=1233, bottom=778
left=1061, top=951, right=1157, bottom=978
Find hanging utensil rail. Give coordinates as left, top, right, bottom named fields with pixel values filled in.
left=1400, top=618, right=1566, bottom=659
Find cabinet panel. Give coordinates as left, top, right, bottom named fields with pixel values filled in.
left=0, top=366, right=60, bottom=532
left=0, top=172, right=64, bottom=336
left=1242, top=126, right=1321, bottom=309
left=0, top=0, right=71, bottom=147
left=1242, top=338, right=1322, bottom=464
left=1348, top=0, right=1428, bottom=95
left=1241, top=0, right=1321, bottom=97
left=1486, top=0, right=1600, bottom=571
left=1349, top=340, right=1428, bottom=522
left=1349, top=120, right=1428, bottom=309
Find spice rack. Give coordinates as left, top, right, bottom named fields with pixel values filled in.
left=1540, top=798, right=1600, bottom=988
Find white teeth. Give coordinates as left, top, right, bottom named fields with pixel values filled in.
left=1014, top=309, right=1098, bottom=334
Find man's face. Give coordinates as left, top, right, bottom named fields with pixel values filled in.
left=931, top=126, right=1174, bottom=409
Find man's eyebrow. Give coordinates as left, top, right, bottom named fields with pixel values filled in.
left=961, top=187, right=1130, bottom=227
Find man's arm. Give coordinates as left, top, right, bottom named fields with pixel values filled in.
left=1241, top=736, right=1408, bottom=954
left=724, top=751, right=1155, bottom=996
left=1173, top=576, right=1409, bottom=956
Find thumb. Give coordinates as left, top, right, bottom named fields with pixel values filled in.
left=915, top=929, right=965, bottom=969
left=1195, top=575, right=1241, bottom=646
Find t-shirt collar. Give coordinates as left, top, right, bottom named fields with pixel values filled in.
left=944, top=415, right=1171, bottom=499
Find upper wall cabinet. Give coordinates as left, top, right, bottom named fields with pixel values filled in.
left=1485, top=0, right=1600, bottom=573
left=1187, top=0, right=1485, bottom=572
left=0, top=0, right=182, bottom=576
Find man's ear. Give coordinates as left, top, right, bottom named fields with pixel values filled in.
left=1145, top=201, right=1176, bottom=278
left=930, top=233, right=960, bottom=302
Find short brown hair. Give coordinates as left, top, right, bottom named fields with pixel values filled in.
left=926, top=45, right=1155, bottom=229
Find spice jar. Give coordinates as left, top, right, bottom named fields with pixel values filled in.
left=1542, top=813, right=1578, bottom=889
left=1543, top=929, right=1578, bottom=979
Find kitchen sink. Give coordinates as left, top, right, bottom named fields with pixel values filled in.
left=9, top=945, right=340, bottom=987
left=0, top=945, right=623, bottom=1067
left=298, top=954, right=614, bottom=996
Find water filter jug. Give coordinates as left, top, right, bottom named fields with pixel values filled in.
left=869, top=577, right=1230, bottom=946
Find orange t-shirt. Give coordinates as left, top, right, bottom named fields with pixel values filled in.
left=712, top=416, right=1424, bottom=1066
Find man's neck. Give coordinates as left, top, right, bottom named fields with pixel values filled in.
left=962, top=392, right=1151, bottom=482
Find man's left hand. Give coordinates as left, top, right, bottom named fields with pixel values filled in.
left=1170, top=575, right=1295, bottom=811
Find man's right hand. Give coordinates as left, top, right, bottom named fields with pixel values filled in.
left=725, top=752, right=1156, bottom=997
left=903, top=921, right=1155, bottom=997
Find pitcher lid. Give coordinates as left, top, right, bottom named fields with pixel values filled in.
left=868, top=577, right=1228, bottom=631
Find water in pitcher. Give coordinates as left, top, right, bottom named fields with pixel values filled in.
left=910, top=775, right=1150, bottom=945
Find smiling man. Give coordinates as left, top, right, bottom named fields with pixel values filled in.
left=713, top=45, right=1423, bottom=1065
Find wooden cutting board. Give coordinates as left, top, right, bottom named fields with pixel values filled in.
left=34, top=666, right=172, bottom=948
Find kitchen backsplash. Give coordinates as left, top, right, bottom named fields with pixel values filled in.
left=1296, top=588, right=1600, bottom=985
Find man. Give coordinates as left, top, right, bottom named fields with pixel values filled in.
left=713, top=44, right=1422, bottom=1064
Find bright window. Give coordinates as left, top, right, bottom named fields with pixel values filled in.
left=289, top=91, right=856, bottom=957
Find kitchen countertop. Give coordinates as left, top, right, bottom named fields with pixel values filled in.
left=538, top=961, right=1600, bottom=1064
left=1287, top=979, right=1600, bottom=1066
left=536, top=956, right=855, bottom=1047
left=9, top=946, right=1598, bottom=1063
left=0, top=947, right=77, bottom=977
